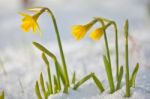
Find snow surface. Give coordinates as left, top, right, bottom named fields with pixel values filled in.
left=0, top=38, right=150, bottom=99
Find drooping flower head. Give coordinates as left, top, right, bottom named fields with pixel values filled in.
left=19, top=8, right=45, bottom=34
left=20, top=13, right=40, bottom=33
left=89, top=28, right=104, bottom=41
left=71, top=20, right=96, bottom=40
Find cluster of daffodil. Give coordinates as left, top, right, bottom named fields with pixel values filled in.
left=19, top=7, right=139, bottom=98
left=20, top=7, right=71, bottom=99
left=0, top=91, right=4, bottom=99
left=71, top=18, right=139, bottom=97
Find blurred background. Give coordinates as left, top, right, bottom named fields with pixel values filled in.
left=0, top=0, right=150, bottom=98
left=0, top=0, right=150, bottom=47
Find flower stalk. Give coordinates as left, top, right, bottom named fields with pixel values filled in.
left=95, top=17, right=119, bottom=82
left=46, top=8, right=70, bottom=87
left=124, top=20, right=130, bottom=97
left=96, top=19, right=115, bottom=93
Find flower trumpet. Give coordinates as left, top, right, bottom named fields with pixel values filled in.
left=71, top=20, right=96, bottom=40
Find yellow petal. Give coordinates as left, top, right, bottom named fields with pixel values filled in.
left=89, top=28, right=104, bottom=41
left=19, top=12, right=31, bottom=18
left=31, top=20, right=36, bottom=33
left=19, top=12, right=42, bottom=35
left=71, top=25, right=87, bottom=40
left=21, top=21, right=32, bottom=32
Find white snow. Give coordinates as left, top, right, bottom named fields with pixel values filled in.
left=0, top=39, right=150, bottom=99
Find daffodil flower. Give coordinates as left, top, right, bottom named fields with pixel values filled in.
left=20, top=12, right=41, bottom=33
left=71, top=20, right=96, bottom=40
left=89, top=28, right=104, bottom=41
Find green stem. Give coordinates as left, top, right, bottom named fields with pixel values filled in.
left=124, top=20, right=130, bottom=97
left=46, top=8, right=69, bottom=87
left=104, top=31, right=111, bottom=65
left=97, top=19, right=112, bottom=69
left=95, top=17, right=119, bottom=81
left=97, top=19, right=115, bottom=93
left=113, top=22, right=119, bottom=81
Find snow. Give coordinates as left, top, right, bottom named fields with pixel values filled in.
left=0, top=39, right=150, bottom=99
left=49, top=67, right=150, bottom=99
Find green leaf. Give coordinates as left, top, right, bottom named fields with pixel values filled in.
left=33, top=42, right=56, bottom=60
left=92, top=74, right=105, bottom=92
left=42, top=53, right=53, bottom=94
left=53, top=75, right=59, bottom=94
left=41, top=53, right=61, bottom=92
left=72, top=71, right=76, bottom=85
left=56, top=62, right=66, bottom=86
left=42, top=53, right=49, bottom=67
left=63, top=85, right=68, bottom=93
left=103, top=55, right=115, bottom=93
left=73, top=73, right=105, bottom=93
left=46, top=82, right=51, bottom=95
left=40, top=73, right=46, bottom=93
left=73, top=73, right=93, bottom=90
left=130, top=63, right=139, bottom=88
left=33, top=42, right=68, bottom=90
left=39, top=72, right=48, bottom=99
left=116, top=66, right=123, bottom=90
left=35, top=81, right=42, bottom=99
left=54, top=61, right=61, bottom=91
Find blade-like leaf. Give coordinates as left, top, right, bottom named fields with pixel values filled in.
left=33, top=42, right=56, bottom=60
left=35, top=81, right=42, bottom=99
left=54, top=61, right=61, bottom=91
left=72, top=71, right=76, bottom=84
left=42, top=53, right=53, bottom=94
left=56, top=62, right=66, bottom=86
left=40, top=73, right=46, bottom=93
left=73, top=73, right=94, bottom=90
left=46, top=82, right=50, bottom=95
left=103, top=55, right=114, bottom=93
left=130, top=63, right=139, bottom=87
left=92, top=74, right=105, bottom=92
left=53, top=75, right=59, bottom=94
left=33, top=42, right=68, bottom=92
left=116, top=66, right=123, bottom=90
left=39, top=72, right=48, bottom=99
left=42, top=53, right=49, bottom=67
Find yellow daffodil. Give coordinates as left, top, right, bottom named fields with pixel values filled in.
left=71, top=20, right=96, bottom=40
left=20, top=12, right=41, bottom=33
left=89, top=28, right=104, bottom=41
